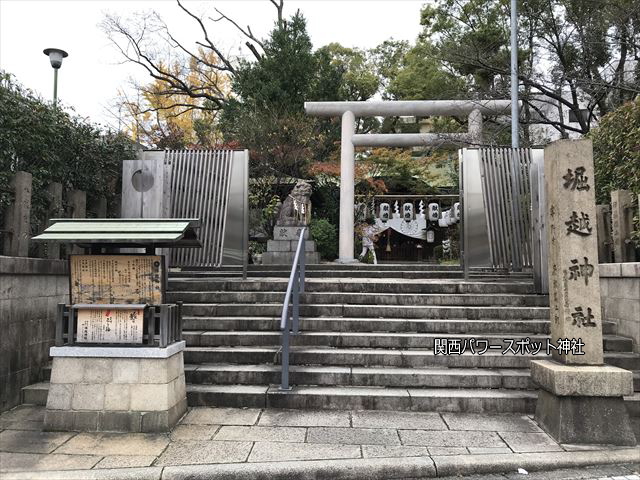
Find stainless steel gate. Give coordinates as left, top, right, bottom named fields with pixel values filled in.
left=121, top=149, right=249, bottom=270
left=479, top=147, right=533, bottom=271
left=460, top=147, right=547, bottom=292
left=165, top=149, right=248, bottom=269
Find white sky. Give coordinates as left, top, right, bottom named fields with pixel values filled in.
left=0, top=0, right=426, bottom=129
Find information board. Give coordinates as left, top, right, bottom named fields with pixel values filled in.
left=70, top=255, right=164, bottom=304
left=76, top=308, right=144, bottom=344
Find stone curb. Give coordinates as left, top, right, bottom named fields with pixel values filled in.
left=2, top=448, right=638, bottom=480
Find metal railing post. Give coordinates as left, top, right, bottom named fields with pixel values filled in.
left=280, top=326, right=290, bottom=390
left=292, top=274, right=300, bottom=335
left=279, top=226, right=307, bottom=391
left=299, top=242, right=306, bottom=293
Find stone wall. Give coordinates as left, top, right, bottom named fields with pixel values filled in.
left=600, top=263, right=640, bottom=353
left=0, top=256, right=68, bottom=412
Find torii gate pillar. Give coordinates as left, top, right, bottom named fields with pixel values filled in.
left=339, top=110, right=357, bottom=263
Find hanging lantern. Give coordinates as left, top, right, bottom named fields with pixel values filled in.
left=453, top=202, right=461, bottom=221
left=428, top=203, right=440, bottom=221
left=403, top=202, right=413, bottom=222
left=438, top=212, right=448, bottom=228
left=379, top=203, right=390, bottom=223
left=426, top=230, right=435, bottom=243
left=446, top=210, right=456, bottom=226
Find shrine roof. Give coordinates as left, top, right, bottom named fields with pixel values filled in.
left=32, top=218, right=201, bottom=248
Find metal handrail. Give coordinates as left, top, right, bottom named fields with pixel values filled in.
left=279, top=227, right=306, bottom=390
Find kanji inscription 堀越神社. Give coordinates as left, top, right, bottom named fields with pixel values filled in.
left=562, top=166, right=590, bottom=191
left=565, top=211, right=592, bottom=236
left=568, top=257, right=595, bottom=285
left=570, top=306, right=597, bottom=328
left=545, top=140, right=603, bottom=365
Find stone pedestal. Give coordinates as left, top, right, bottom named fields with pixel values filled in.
left=536, top=139, right=636, bottom=446
left=44, top=342, right=187, bottom=433
left=531, top=360, right=635, bottom=445
left=262, top=226, right=320, bottom=265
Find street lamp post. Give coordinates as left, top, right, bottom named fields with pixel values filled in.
left=510, top=0, right=519, bottom=148
left=43, top=48, right=68, bottom=106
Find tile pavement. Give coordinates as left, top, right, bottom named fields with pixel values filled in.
left=0, top=404, right=636, bottom=474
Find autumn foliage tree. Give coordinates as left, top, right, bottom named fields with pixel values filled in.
left=116, top=51, right=229, bottom=149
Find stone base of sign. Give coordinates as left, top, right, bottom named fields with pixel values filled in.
left=531, top=360, right=636, bottom=446
left=263, top=225, right=320, bottom=265
left=43, top=342, right=187, bottom=433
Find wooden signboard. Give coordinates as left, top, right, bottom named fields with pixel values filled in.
left=76, top=308, right=144, bottom=344
left=70, top=255, right=164, bottom=305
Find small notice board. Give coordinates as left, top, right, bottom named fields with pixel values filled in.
left=70, top=255, right=164, bottom=305
left=76, top=307, right=144, bottom=344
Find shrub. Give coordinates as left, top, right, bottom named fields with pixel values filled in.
left=310, top=218, right=338, bottom=260
left=590, top=98, right=640, bottom=204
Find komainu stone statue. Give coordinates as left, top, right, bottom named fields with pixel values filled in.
left=277, top=180, right=312, bottom=226
left=262, top=180, right=320, bottom=265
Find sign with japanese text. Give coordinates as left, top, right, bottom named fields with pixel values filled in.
left=76, top=308, right=144, bottom=344
left=70, top=255, right=163, bottom=305
left=545, top=139, right=603, bottom=365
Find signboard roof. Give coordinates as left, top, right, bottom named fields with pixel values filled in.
left=32, top=218, right=201, bottom=247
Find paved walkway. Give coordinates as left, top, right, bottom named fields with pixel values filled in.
left=0, top=405, right=637, bottom=479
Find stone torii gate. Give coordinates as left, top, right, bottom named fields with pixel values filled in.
left=304, top=100, right=512, bottom=262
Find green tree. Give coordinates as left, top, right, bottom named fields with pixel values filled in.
left=219, top=12, right=328, bottom=180
left=387, top=40, right=467, bottom=100
left=315, top=43, right=379, bottom=101
left=418, top=0, right=640, bottom=138
left=370, top=39, right=411, bottom=99
left=0, top=72, right=137, bottom=248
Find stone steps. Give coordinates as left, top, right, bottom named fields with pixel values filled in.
left=181, top=316, right=618, bottom=335
left=37, top=362, right=640, bottom=391
left=173, top=267, right=637, bottom=415
left=183, top=346, right=640, bottom=370
left=186, top=384, right=539, bottom=413
left=170, top=270, right=533, bottom=279
left=182, top=331, right=633, bottom=352
left=168, top=279, right=537, bottom=294
left=21, top=382, right=49, bottom=406
left=23, top=380, right=640, bottom=419
left=170, top=291, right=549, bottom=307
left=179, top=264, right=464, bottom=272
left=184, top=364, right=532, bottom=389
left=181, top=303, right=551, bottom=320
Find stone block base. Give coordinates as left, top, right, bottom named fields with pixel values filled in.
left=262, top=251, right=320, bottom=265
left=273, top=226, right=309, bottom=241
left=267, top=239, right=317, bottom=253
left=263, top=225, right=320, bottom=264
left=44, top=343, right=187, bottom=433
left=535, top=389, right=636, bottom=445
left=531, top=359, right=636, bottom=446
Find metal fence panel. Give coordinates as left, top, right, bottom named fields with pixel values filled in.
left=165, top=149, right=234, bottom=268
left=478, top=147, right=535, bottom=271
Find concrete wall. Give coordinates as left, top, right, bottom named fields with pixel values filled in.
left=600, top=263, right=640, bottom=353
left=0, top=256, right=68, bottom=412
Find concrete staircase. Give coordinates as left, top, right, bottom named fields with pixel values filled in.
left=166, top=264, right=639, bottom=414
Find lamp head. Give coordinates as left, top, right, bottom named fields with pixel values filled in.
left=43, top=48, right=68, bottom=69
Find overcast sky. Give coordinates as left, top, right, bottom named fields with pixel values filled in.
left=0, top=0, right=426, bottom=129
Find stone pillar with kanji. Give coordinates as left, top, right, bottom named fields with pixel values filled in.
left=531, top=139, right=636, bottom=445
